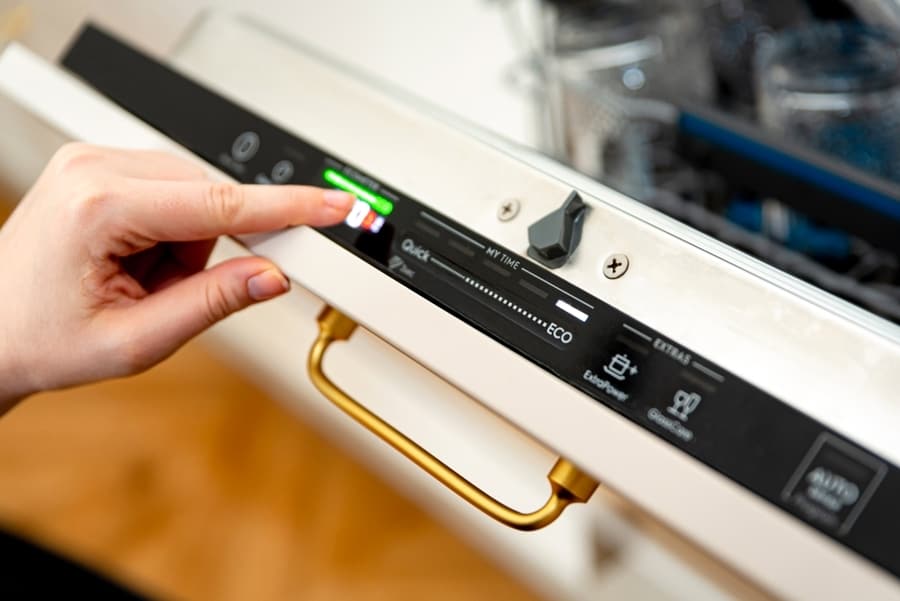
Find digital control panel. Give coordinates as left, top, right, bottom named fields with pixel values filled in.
left=62, top=25, right=900, bottom=580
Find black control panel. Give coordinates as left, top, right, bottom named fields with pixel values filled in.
left=62, top=25, right=900, bottom=579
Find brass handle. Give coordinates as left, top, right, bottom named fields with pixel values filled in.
left=308, top=305, right=599, bottom=531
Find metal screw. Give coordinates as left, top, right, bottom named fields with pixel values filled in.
left=496, top=198, right=521, bottom=222
left=603, top=254, right=629, bottom=279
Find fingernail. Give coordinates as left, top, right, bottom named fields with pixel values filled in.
left=323, top=190, right=355, bottom=210
left=248, top=269, right=290, bottom=301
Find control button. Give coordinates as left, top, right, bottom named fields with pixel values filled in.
left=646, top=388, right=702, bottom=443
left=668, top=389, right=702, bottom=421
left=527, top=191, right=587, bottom=269
left=370, top=216, right=386, bottom=234
left=582, top=351, right=641, bottom=404
left=388, top=255, right=416, bottom=279
left=782, top=433, right=886, bottom=535
left=400, top=237, right=432, bottom=263
left=271, top=159, right=294, bottom=183
left=603, top=352, right=638, bottom=381
left=345, top=199, right=370, bottom=228
left=231, top=131, right=260, bottom=162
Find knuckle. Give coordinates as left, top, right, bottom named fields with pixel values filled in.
left=204, top=182, right=245, bottom=226
left=202, top=279, right=237, bottom=325
left=52, top=142, right=104, bottom=174
left=48, top=145, right=115, bottom=221
left=70, top=180, right=113, bottom=219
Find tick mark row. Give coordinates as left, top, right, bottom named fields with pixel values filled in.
left=465, top=277, right=548, bottom=328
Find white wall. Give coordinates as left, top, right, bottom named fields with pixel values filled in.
left=2, top=0, right=534, bottom=144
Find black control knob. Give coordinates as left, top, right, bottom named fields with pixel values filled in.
left=527, top=191, right=588, bottom=269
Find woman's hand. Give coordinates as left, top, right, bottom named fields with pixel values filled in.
left=0, top=143, right=353, bottom=411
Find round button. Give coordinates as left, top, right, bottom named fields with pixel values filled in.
left=231, top=131, right=260, bottom=163
left=271, top=159, right=295, bottom=184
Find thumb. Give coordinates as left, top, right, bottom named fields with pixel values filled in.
left=113, top=256, right=289, bottom=371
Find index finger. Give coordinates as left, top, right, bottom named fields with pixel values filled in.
left=114, top=179, right=355, bottom=242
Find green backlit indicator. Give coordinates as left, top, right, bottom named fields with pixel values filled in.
left=323, top=169, right=394, bottom=216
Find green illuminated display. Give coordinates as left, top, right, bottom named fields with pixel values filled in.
left=323, top=169, right=395, bottom=216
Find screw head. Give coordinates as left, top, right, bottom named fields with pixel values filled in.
left=603, top=254, right=629, bottom=279
left=496, top=198, right=521, bottom=222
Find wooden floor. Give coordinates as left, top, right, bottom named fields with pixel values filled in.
left=0, top=340, right=541, bottom=601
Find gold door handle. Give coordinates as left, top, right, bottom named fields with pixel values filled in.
left=308, top=305, right=599, bottom=531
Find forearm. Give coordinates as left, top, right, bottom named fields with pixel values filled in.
left=0, top=334, right=32, bottom=415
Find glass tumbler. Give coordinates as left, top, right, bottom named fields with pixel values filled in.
left=542, top=0, right=713, bottom=188
left=756, top=22, right=900, bottom=182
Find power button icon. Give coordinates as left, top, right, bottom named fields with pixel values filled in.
left=231, top=131, right=260, bottom=163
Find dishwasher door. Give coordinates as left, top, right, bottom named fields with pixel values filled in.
left=0, top=33, right=745, bottom=601
left=1, top=12, right=900, bottom=601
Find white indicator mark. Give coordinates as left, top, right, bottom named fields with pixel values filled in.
left=555, top=299, right=589, bottom=323
left=520, top=267, right=594, bottom=310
